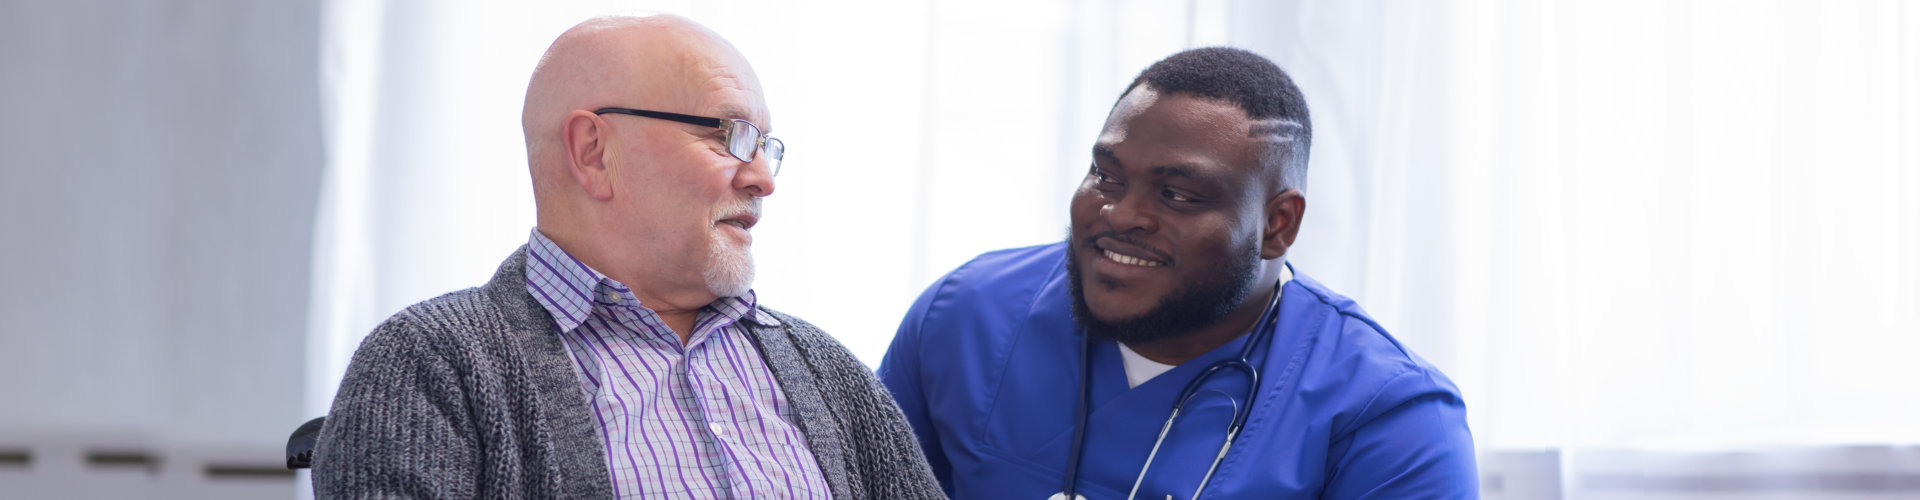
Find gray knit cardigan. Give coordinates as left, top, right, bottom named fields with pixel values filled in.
left=313, top=248, right=944, bottom=499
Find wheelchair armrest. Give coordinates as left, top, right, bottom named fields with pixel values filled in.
left=286, top=416, right=325, bottom=469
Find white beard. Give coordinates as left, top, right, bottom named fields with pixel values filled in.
left=703, top=231, right=755, bottom=298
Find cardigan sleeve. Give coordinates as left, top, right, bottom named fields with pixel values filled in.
left=313, top=313, right=482, bottom=499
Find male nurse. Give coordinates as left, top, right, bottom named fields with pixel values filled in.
left=878, top=47, right=1478, bottom=499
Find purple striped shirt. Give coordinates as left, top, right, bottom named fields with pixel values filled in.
left=525, top=230, right=831, bottom=499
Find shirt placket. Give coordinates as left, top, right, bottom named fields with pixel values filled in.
left=687, top=319, right=748, bottom=495
left=710, top=330, right=783, bottom=496
left=596, top=298, right=688, bottom=498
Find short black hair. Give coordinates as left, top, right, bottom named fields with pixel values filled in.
left=1120, top=47, right=1312, bottom=189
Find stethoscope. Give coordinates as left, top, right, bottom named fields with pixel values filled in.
left=1050, top=279, right=1284, bottom=500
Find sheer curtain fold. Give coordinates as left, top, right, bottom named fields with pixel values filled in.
left=1234, top=0, right=1920, bottom=461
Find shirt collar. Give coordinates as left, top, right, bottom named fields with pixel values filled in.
left=525, top=230, right=620, bottom=333
left=523, top=229, right=772, bottom=333
left=741, top=307, right=783, bottom=328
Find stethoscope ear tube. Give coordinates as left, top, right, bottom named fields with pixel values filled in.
left=1125, top=405, right=1185, bottom=500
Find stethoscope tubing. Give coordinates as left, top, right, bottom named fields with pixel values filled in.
left=1058, top=279, right=1285, bottom=500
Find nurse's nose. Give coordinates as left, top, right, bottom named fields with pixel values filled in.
left=1101, top=194, right=1159, bottom=235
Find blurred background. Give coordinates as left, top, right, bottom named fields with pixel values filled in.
left=1, top=0, right=1915, bottom=498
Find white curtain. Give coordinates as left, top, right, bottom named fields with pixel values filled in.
left=313, top=0, right=1920, bottom=497
left=1240, top=1, right=1920, bottom=497
left=1247, top=0, right=1920, bottom=449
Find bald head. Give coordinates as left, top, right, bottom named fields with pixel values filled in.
left=523, top=14, right=759, bottom=182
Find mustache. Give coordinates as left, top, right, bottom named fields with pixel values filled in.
left=716, top=197, right=762, bottom=220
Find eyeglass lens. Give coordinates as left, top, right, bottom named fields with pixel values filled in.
left=725, top=119, right=783, bottom=176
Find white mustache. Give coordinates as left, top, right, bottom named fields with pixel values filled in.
left=716, top=198, right=762, bottom=221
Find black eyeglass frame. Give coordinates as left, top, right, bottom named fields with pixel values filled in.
left=593, top=107, right=784, bottom=176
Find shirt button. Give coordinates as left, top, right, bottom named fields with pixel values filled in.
left=604, top=292, right=620, bottom=302
left=709, top=422, right=727, bottom=436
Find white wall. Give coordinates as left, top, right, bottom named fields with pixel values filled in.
left=0, top=0, right=321, bottom=496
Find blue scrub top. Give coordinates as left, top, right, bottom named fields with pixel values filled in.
left=879, top=243, right=1477, bottom=499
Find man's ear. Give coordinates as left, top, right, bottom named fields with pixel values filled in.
left=562, top=110, right=616, bottom=201
left=1260, top=188, right=1306, bottom=260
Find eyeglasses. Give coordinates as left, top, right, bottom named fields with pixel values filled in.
left=593, top=107, right=785, bottom=176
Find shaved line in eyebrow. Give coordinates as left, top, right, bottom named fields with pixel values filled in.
left=1249, top=120, right=1304, bottom=138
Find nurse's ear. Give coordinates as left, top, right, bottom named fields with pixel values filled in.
left=1260, top=188, right=1304, bottom=260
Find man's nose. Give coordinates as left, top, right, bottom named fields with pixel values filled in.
left=733, top=155, right=775, bottom=197
left=1101, top=190, right=1158, bottom=234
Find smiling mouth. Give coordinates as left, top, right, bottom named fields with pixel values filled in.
left=1101, top=248, right=1163, bottom=267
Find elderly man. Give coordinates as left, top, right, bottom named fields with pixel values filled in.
left=879, top=48, right=1478, bottom=499
left=314, top=14, right=941, bottom=499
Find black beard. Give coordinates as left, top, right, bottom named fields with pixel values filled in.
left=1065, top=236, right=1261, bottom=345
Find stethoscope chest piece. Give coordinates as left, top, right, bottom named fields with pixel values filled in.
left=1047, top=493, right=1088, bottom=500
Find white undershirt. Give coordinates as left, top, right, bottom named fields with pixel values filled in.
left=1117, top=264, right=1295, bottom=388
left=1116, top=343, right=1178, bottom=388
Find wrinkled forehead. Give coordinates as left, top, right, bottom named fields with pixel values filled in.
left=615, top=27, right=770, bottom=126
left=689, top=56, right=769, bottom=127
